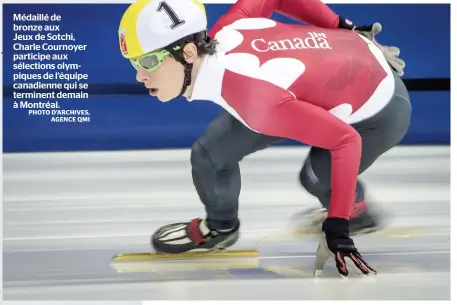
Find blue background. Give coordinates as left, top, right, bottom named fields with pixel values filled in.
left=2, top=3, right=450, bottom=152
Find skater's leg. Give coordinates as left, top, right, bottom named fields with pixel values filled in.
left=191, top=110, right=282, bottom=230
left=299, top=72, right=411, bottom=229
left=152, top=110, right=282, bottom=253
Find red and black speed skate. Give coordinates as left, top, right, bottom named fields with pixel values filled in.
left=151, top=218, right=240, bottom=254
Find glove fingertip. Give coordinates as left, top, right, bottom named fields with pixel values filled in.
left=388, top=46, right=400, bottom=55
left=355, top=253, right=378, bottom=275
left=373, top=22, right=382, bottom=34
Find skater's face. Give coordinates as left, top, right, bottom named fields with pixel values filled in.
left=136, top=43, right=199, bottom=102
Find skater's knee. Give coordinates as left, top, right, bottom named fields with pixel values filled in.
left=191, top=141, right=237, bottom=172
left=191, top=141, right=214, bottom=170
left=299, top=157, right=323, bottom=195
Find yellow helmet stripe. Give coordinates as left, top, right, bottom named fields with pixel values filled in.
left=190, top=0, right=207, bottom=15
left=118, top=0, right=151, bottom=59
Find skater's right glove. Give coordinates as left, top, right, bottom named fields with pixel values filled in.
left=314, top=218, right=377, bottom=277
left=338, top=17, right=406, bottom=76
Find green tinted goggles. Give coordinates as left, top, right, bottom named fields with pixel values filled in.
left=129, top=46, right=181, bottom=72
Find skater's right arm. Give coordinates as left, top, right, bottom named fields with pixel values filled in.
left=263, top=98, right=362, bottom=221
left=209, top=0, right=340, bottom=38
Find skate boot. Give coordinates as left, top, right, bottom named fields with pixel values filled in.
left=151, top=218, right=240, bottom=254
left=347, top=200, right=385, bottom=235
left=291, top=201, right=385, bottom=236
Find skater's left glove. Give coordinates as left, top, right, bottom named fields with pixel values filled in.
left=314, top=217, right=377, bottom=277
left=338, top=17, right=406, bottom=76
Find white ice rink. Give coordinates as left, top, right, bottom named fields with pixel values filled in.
left=2, top=146, right=451, bottom=300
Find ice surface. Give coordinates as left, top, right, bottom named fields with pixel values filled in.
left=2, top=146, right=451, bottom=300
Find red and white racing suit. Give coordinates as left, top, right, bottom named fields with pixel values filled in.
left=187, top=0, right=396, bottom=220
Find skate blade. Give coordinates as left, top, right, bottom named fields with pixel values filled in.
left=111, top=249, right=259, bottom=262
left=313, top=236, right=334, bottom=277
left=110, top=249, right=260, bottom=273
left=260, top=227, right=322, bottom=242
left=287, top=226, right=425, bottom=240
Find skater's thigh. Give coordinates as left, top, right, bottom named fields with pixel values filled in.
left=305, top=73, right=412, bottom=183
left=305, top=130, right=387, bottom=185
left=195, top=110, right=283, bottom=165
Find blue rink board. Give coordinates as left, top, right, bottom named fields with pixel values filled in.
left=2, top=3, right=450, bottom=83
left=2, top=3, right=451, bottom=152
left=3, top=91, right=450, bottom=152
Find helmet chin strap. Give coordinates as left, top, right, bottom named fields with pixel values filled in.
left=165, top=45, right=193, bottom=97
left=165, top=31, right=210, bottom=97
left=180, top=62, right=193, bottom=96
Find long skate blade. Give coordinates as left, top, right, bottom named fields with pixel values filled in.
left=111, top=249, right=259, bottom=262
left=110, top=258, right=260, bottom=273
left=376, top=226, right=425, bottom=238
left=110, top=249, right=260, bottom=273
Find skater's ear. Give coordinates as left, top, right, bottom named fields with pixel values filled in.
left=182, top=42, right=199, bottom=64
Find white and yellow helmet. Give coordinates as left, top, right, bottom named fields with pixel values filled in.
left=118, top=0, right=208, bottom=59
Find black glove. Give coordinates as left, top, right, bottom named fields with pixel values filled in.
left=338, top=16, right=373, bottom=32
left=313, top=217, right=377, bottom=277
left=337, top=16, right=406, bottom=76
